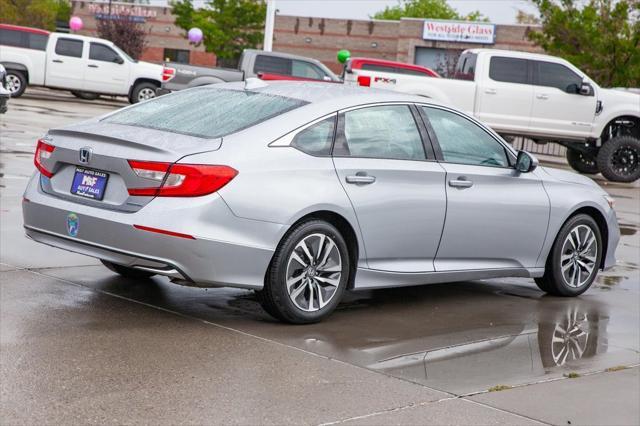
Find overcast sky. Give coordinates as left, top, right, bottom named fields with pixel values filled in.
left=273, top=0, right=538, bottom=24
left=176, top=0, right=539, bottom=25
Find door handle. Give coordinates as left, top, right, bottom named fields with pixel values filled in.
left=346, top=173, right=376, bottom=185
left=484, top=88, right=497, bottom=94
left=448, top=177, right=473, bottom=189
left=88, top=64, right=98, bottom=68
left=536, top=94, right=549, bottom=100
left=52, top=59, right=63, bottom=63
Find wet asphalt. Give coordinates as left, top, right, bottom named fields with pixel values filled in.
left=1, top=89, right=639, bottom=425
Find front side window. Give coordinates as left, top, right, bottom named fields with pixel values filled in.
left=254, top=55, right=291, bottom=75
left=423, top=107, right=509, bottom=167
left=103, top=88, right=308, bottom=139
left=291, top=116, right=336, bottom=156
left=89, top=43, right=120, bottom=62
left=335, top=105, right=426, bottom=161
left=534, top=61, right=582, bottom=93
left=55, top=38, right=83, bottom=58
left=489, top=57, right=528, bottom=84
left=291, top=60, right=325, bottom=80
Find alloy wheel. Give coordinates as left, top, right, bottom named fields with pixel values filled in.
left=137, top=88, right=156, bottom=101
left=560, top=224, right=598, bottom=288
left=5, top=74, right=21, bottom=94
left=285, top=233, right=342, bottom=312
left=550, top=307, right=590, bottom=366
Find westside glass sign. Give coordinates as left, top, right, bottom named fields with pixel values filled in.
left=422, top=20, right=496, bottom=44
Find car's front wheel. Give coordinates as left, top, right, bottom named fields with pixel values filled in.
left=535, top=214, right=602, bottom=296
left=100, top=259, right=156, bottom=280
left=258, top=220, right=350, bottom=323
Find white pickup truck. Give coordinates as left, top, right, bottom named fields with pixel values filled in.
left=0, top=24, right=163, bottom=104
left=348, top=48, right=640, bottom=182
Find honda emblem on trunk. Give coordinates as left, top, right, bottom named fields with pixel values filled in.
left=79, top=147, right=92, bottom=164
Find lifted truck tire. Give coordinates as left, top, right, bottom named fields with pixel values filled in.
left=567, top=148, right=600, bottom=175
left=596, top=136, right=640, bottom=183
left=566, top=148, right=599, bottom=175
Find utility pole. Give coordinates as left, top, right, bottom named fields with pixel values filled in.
left=263, top=0, right=276, bottom=52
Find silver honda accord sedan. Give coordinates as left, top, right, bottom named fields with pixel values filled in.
left=22, top=81, right=619, bottom=323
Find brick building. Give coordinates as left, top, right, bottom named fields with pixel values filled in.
left=70, top=1, right=542, bottom=73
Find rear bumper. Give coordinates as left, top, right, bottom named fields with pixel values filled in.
left=22, top=174, right=287, bottom=289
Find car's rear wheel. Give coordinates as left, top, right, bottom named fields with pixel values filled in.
left=5, top=70, right=27, bottom=97
left=535, top=214, right=602, bottom=296
left=100, top=259, right=156, bottom=280
left=258, top=219, right=349, bottom=323
left=566, top=148, right=599, bottom=175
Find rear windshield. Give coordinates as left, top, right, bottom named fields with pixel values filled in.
left=103, top=87, right=307, bottom=138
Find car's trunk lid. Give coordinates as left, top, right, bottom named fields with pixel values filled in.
left=41, top=121, right=222, bottom=212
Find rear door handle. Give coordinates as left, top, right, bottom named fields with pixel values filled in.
left=536, top=94, right=549, bottom=100
left=448, top=177, right=473, bottom=188
left=346, top=173, right=376, bottom=185
left=484, top=88, right=497, bottom=94
left=88, top=64, right=98, bottom=68
left=52, top=59, right=63, bottom=63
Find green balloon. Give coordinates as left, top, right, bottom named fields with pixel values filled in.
left=337, top=49, right=351, bottom=64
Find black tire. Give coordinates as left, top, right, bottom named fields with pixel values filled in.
left=535, top=214, right=602, bottom=297
left=566, top=148, right=599, bottom=174
left=5, top=69, right=27, bottom=97
left=129, top=81, right=158, bottom=104
left=596, top=136, right=640, bottom=182
left=100, top=259, right=155, bottom=280
left=259, top=219, right=350, bottom=324
left=71, top=91, right=99, bottom=100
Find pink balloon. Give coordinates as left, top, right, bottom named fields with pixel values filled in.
left=69, top=16, right=83, bottom=31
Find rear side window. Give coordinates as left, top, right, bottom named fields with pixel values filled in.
left=55, top=38, right=83, bottom=58
left=254, top=55, right=291, bottom=75
left=454, top=53, right=477, bottom=81
left=335, top=105, right=426, bottom=161
left=291, top=116, right=336, bottom=156
left=103, top=88, right=308, bottom=138
left=489, top=57, right=528, bottom=84
left=291, top=60, right=325, bottom=80
left=90, top=43, right=120, bottom=63
left=534, top=61, right=582, bottom=93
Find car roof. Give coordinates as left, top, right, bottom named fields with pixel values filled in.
left=216, top=80, right=441, bottom=110
left=349, top=57, right=438, bottom=74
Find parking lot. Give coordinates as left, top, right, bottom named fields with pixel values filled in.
left=1, top=89, right=639, bottom=425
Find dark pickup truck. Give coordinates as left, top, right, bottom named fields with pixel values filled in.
left=159, top=49, right=340, bottom=93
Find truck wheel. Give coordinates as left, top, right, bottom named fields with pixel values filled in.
left=71, top=91, right=99, bottom=100
left=130, top=82, right=158, bottom=104
left=5, top=70, right=26, bottom=97
left=566, top=148, right=599, bottom=174
left=596, top=136, right=640, bottom=182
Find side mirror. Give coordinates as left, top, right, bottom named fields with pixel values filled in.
left=114, top=56, right=124, bottom=64
left=515, top=151, right=538, bottom=173
left=579, top=82, right=594, bottom=96
left=323, top=75, right=333, bottom=82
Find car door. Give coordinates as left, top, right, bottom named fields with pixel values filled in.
left=46, top=37, right=85, bottom=90
left=475, top=56, right=533, bottom=134
left=332, top=104, right=447, bottom=272
left=419, top=105, right=550, bottom=271
left=83, top=42, right=130, bottom=95
left=529, top=60, right=597, bottom=139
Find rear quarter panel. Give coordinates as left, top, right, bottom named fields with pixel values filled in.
left=0, top=46, right=45, bottom=85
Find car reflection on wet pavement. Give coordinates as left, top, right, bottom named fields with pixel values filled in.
left=1, top=89, right=639, bottom=424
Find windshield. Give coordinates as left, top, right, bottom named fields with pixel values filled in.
left=111, top=44, right=135, bottom=62
left=103, top=87, right=308, bottom=138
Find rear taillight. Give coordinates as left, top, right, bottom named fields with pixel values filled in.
left=357, top=75, right=371, bottom=87
left=127, top=160, right=238, bottom=197
left=162, top=66, right=175, bottom=82
left=34, top=139, right=55, bottom=178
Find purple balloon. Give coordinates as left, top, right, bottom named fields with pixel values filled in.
left=69, top=16, right=83, bottom=31
left=188, top=28, right=203, bottom=43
